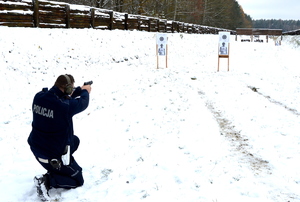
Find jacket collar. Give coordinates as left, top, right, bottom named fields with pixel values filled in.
left=49, top=86, right=65, bottom=98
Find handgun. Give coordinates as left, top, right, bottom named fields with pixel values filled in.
left=83, top=81, right=93, bottom=85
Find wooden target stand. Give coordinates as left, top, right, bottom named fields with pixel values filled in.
left=217, top=43, right=230, bottom=72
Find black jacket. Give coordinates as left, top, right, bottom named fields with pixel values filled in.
left=28, top=86, right=89, bottom=159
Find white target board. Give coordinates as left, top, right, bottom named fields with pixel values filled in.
left=218, top=32, right=230, bottom=56
left=156, top=33, right=167, bottom=56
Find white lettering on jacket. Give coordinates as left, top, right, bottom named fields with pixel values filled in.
left=33, top=104, right=54, bottom=118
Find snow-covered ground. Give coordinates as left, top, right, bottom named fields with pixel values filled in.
left=0, top=27, right=300, bottom=202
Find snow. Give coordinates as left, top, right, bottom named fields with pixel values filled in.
left=0, top=27, right=300, bottom=201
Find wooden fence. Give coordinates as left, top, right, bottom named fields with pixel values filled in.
left=0, top=0, right=235, bottom=34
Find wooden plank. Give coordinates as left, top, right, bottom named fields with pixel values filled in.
left=0, top=17, right=32, bottom=22
left=68, top=7, right=91, bottom=29
left=38, top=1, right=66, bottom=8
left=94, top=21, right=110, bottom=27
left=236, top=28, right=253, bottom=35
left=70, top=8, right=90, bottom=15
left=2, top=0, right=29, bottom=2
left=69, top=14, right=91, bottom=28
left=70, top=14, right=90, bottom=20
left=39, top=11, right=65, bottom=18
left=253, top=28, right=268, bottom=35
left=38, top=23, right=65, bottom=28
left=0, top=12, right=32, bottom=21
left=39, top=16, right=65, bottom=24
left=113, top=21, right=124, bottom=28
left=0, top=3, right=32, bottom=11
left=237, top=28, right=282, bottom=36
left=268, top=29, right=282, bottom=35
left=0, top=21, right=33, bottom=27
left=113, top=23, right=124, bottom=30
left=127, top=17, right=138, bottom=30
left=39, top=7, right=65, bottom=13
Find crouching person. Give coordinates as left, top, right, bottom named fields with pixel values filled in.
left=28, top=74, right=91, bottom=200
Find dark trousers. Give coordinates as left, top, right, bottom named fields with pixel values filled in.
left=37, top=135, right=84, bottom=189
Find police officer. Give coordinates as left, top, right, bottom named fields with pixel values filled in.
left=28, top=74, right=91, bottom=200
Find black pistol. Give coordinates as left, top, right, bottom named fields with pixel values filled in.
left=84, top=81, right=93, bottom=85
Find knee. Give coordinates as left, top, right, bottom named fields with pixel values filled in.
left=71, top=135, right=80, bottom=153
left=76, top=172, right=84, bottom=187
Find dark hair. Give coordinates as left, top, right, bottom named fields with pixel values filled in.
left=54, top=74, right=75, bottom=88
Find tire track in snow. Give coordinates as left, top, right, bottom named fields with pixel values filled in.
left=248, top=86, right=300, bottom=116
left=198, top=90, right=272, bottom=176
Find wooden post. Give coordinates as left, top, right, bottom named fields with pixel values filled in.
left=171, top=21, right=175, bottom=33
left=124, top=13, right=128, bottom=30
left=32, top=0, right=39, bottom=27
left=148, top=17, right=151, bottom=32
left=175, top=22, right=178, bottom=33
left=166, top=44, right=168, bottom=68
left=109, top=11, right=113, bottom=30
left=217, top=54, right=220, bottom=72
left=218, top=55, right=230, bottom=71
left=137, top=16, right=141, bottom=31
left=65, top=4, right=70, bottom=28
left=90, top=8, right=95, bottom=28
left=156, top=44, right=159, bottom=69
left=227, top=43, right=230, bottom=71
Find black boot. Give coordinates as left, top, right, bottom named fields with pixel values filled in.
left=34, top=174, right=50, bottom=201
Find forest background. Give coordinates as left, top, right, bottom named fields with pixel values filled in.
left=50, top=0, right=299, bottom=32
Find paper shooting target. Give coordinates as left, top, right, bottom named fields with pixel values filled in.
left=156, top=33, right=167, bottom=45
left=219, top=32, right=230, bottom=43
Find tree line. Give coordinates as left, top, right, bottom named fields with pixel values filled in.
left=50, top=0, right=252, bottom=30
left=252, top=19, right=300, bottom=32
left=48, top=0, right=299, bottom=31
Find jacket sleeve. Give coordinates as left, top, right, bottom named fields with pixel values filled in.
left=71, top=86, right=82, bottom=98
left=69, top=89, right=89, bottom=117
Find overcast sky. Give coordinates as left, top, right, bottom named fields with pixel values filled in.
left=237, top=0, right=300, bottom=20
